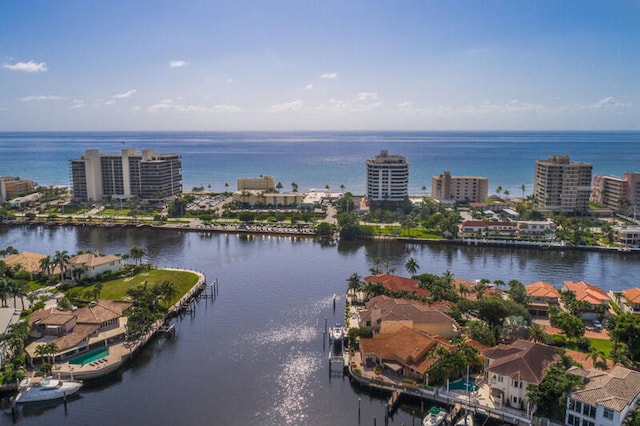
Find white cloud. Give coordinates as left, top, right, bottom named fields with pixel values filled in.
left=356, top=92, right=378, bottom=101
left=320, top=72, right=338, bottom=79
left=269, top=100, right=303, bottom=112
left=113, top=89, right=137, bottom=99
left=148, top=99, right=174, bottom=112
left=592, top=96, right=631, bottom=109
left=212, top=104, right=243, bottom=113
left=305, top=84, right=313, bottom=91
left=169, top=60, right=188, bottom=68
left=104, top=100, right=116, bottom=105
left=4, top=60, right=48, bottom=73
left=70, top=102, right=86, bottom=109
left=20, top=95, right=67, bottom=102
left=147, top=98, right=243, bottom=114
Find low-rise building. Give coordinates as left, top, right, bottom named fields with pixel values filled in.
left=237, top=175, right=275, bottom=191
left=359, top=326, right=453, bottom=381
left=0, top=176, right=36, bottom=202
left=431, top=171, right=489, bottom=204
left=517, top=221, right=556, bottom=240
left=0, top=251, right=47, bottom=275
left=483, top=340, right=559, bottom=410
left=566, top=366, right=640, bottom=426
left=232, top=190, right=304, bottom=208
left=526, top=281, right=561, bottom=318
left=358, top=295, right=459, bottom=338
left=612, top=226, right=640, bottom=247
left=459, top=221, right=517, bottom=238
left=25, top=300, right=132, bottom=364
left=563, top=281, right=611, bottom=320
left=363, top=274, right=428, bottom=299
left=611, top=288, right=640, bottom=315
left=68, top=253, right=124, bottom=280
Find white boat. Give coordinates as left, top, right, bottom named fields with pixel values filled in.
left=454, top=413, right=474, bottom=426
left=330, top=324, right=343, bottom=341
left=422, top=406, right=447, bottom=426
left=15, top=376, right=82, bottom=404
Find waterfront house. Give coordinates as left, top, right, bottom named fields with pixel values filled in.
left=25, top=300, right=132, bottom=365
left=516, top=221, right=557, bottom=240
left=358, top=295, right=459, bottom=338
left=459, top=221, right=517, bottom=238
left=68, top=252, right=123, bottom=280
left=565, top=366, right=640, bottom=426
left=363, top=274, right=428, bottom=299
left=0, top=251, right=47, bottom=275
left=562, top=281, right=610, bottom=320
left=612, top=225, right=640, bottom=247
left=359, top=326, right=452, bottom=382
left=610, top=288, right=640, bottom=315
left=483, top=339, right=559, bottom=411
left=526, top=281, right=561, bottom=318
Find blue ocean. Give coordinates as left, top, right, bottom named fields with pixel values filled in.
left=1, top=131, right=639, bottom=196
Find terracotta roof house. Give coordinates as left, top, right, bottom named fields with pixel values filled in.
left=459, top=220, right=517, bottom=238
left=563, top=281, right=611, bottom=320
left=69, top=253, right=123, bottom=280
left=360, top=326, right=453, bottom=381
left=25, top=300, right=132, bottom=365
left=566, top=366, right=640, bottom=426
left=1, top=251, right=47, bottom=274
left=359, top=295, right=459, bottom=338
left=483, top=339, right=559, bottom=410
left=363, top=274, right=428, bottom=299
left=611, top=288, right=640, bottom=315
left=526, top=281, right=561, bottom=318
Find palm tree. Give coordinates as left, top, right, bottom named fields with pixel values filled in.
left=0, top=277, right=11, bottom=307
left=39, top=255, right=53, bottom=277
left=520, top=184, right=526, bottom=199
left=528, top=324, right=546, bottom=343
left=160, top=281, right=177, bottom=305
left=130, top=245, right=146, bottom=265
left=504, top=189, right=510, bottom=200
left=35, top=344, right=49, bottom=363
left=340, top=184, right=345, bottom=193
left=346, top=273, right=362, bottom=295
left=46, top=342, right=59, bottom=364
left=324, top=184, right=330, bottom=193
left=53, top=250, right=70, bottom=282
left=496, top=186, right=502, bottom=198
left=369, top=257, right=383, bottom=275
left=276, top=181, right=283, bottom=192
left=405, top=257, right=419, bottom=276
left=474, top=279, right=490, bottom=299
left=291, top=182, right=298, bottom=193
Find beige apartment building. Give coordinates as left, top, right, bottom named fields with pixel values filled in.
left=431, top=171, right=488, bottom=203
left=237, top=175, right=275, bottom=191
left=533, top=155, right=592, bottom=214
left=0, top=176, right=35, bottom=202
left=592, top=172, right=640, bottom=214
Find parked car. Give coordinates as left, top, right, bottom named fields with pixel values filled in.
left=593, top=319, right=603, bottom=330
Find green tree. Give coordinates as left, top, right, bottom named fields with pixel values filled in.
left=129, top=245, right=146, bottom=265
left=404, top=257, right=419, bottom=276
left=528, top=324, right=546, bottom=343
left=502, top=315, right=529, bottom=342
left=346, top=273, right=362, bottom=295
left=608, top=312, right=640, bottom=363
left=508, top=280, right=531, bottom=307
left=465, top=320, right=496, bottom=347
left=555, top=312, right=585, bottom=340
left=315, top=222, right=334, bottom=236
left=53, top=250, right=70, bottom=282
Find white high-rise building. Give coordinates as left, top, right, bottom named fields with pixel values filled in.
left=366, top=150, right=408, bottom=204
left=70, top=148, right=182, bottom=202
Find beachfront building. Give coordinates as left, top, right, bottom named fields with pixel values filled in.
left=70, top=148, right=182, bottom=202
left=366, top=150, right=408, bottom=205
left=483, top=340, right=559, bottom=411
left=25, top=300, right=132, bottom=365
left=359, top=326, right=453, bottom=381
left=526, top=281, right=561, bottom=318
left=562, top=281, right=610, bottom=320
left=592, top=172, right=640, bottom=215
left=533, top=155, right=592, bottom=214
left=237, top=175, right=275, bottom=192
left=566, top=366, right=640, bottom=426
left=358, top=295, right=459, bottom=338
left=232, top=191, right=304, bottom=208
left=459, top=221, right=517, bottom=238
left=68, top=253, right=123, bottom=280
left=431, top=171, right=489, bottom=204
left=610, top=288, right=640, bottom=315
left=0, top=176, right=35, bottom=202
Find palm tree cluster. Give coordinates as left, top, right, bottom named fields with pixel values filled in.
left=125, top=280, right=177, bottom=341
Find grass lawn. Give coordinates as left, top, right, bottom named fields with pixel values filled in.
left=588, top=337, right=614, bottom=358
left=69, top=269, right=200, bottom=306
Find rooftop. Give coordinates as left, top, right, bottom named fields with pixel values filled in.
left=568, top=366, right=640, bottom=412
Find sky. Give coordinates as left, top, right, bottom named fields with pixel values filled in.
left=1, top=1, right=639, bottom=131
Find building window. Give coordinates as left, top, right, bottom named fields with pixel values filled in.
left=567, top=414, right=580, bottom=426
left=581, top=420, right=594, bottom=426
left=582, top=404, right=596, bottom=418
left=603, top=408, right=614, bottom=420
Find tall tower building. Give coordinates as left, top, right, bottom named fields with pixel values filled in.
left=70, top=149, right=182, bottom=202
left=366, top=150, right=408, bottom=204
left=533, top=155, right=592, bottom=214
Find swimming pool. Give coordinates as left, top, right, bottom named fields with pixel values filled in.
left=69, top=347, right=109, bottom=366
left=449, top=377, right=478, bottom=392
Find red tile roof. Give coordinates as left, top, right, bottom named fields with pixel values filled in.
left=483, top=339, right=559, bottom=385
left=364, top=274, right=428, bottom=298
left=563, top=281, right=610, bottom=305
left=623, top=288, right=640, bottom=304
left=527, top=281, right=560, bottom=299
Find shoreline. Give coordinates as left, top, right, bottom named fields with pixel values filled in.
left=2, top=220, right=638, bottom=255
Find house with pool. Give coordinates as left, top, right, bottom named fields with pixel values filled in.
left=25, top=300, right=132, bottom=368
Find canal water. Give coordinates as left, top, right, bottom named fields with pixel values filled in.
left=2, top=226, right=640, bottom=425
